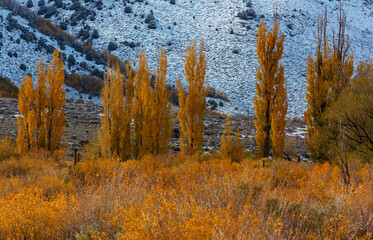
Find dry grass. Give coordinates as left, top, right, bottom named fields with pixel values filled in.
left=0, top=152, right=372, bottom=239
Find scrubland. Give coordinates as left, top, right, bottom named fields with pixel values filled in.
left=0, top=143, right=371, bottom=239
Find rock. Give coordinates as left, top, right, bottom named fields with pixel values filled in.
left=20, top=64, right=26, bottom=71
left=38, top=0, right=45, bottom=6
left=237, top=9, right=256, bottom=20
left=170, top=0, right=176, bottom=4
left=145, top=12, right=155, bottom=24
left=27, top=0, right=33, bottom=8
left=68, top=55, right=76, bottom=67
left=232, top=48, right=239, bottom=54
left=124, top=6, right=132, bottom=13
left=70, top=1, right=81, bottom=10
left=54, top=0, right=63, bottom=8
left=60, top=21, right=68, bottom=30
left=44, top=7, right=57, bottom=18
left=108, top=42, right=118, bottom=51
left=92, top=29, right=99, bottom=39
left=148, top=20, right=157, bottom=29
left=70, top=15, right=77, bottom=26
left=38, top=6, right=48, bottom=15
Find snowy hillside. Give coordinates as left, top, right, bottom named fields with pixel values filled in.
left=1, top=0, right=373, bottom=117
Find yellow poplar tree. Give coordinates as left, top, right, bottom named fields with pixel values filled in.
left=133, top=49, right=153, bottom=159
left=101, top=63, right=124, bottom=157
left=177, top=39, right=208, bottom=155
left=152, top=50, right=171, bottom=155
left=220, top=116, right=233, bottom=159
left=304, top=7, right=354, bottom=161
left=45, top=50, right=66, bottom=151
left=121, top=59, right=135, bottom=160
left=17, top=75, right=37, bottom=153
left=220, top=116, right=244, bottom=162
left=254, top=19, right=288, bottom=159
left=232, top=129, right=243, bottom=163
left=35, top=55, right=47, bottom=148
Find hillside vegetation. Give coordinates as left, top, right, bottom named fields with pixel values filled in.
left=0, top=150, right=371, bottom=239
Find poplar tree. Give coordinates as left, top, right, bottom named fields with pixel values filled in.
left=121, top=59, right=134, bottom=160
left=152, top=50, right=171, bottom=155
left=177, top=39, right=208, bottom=155
left=35, top=55, right=47, bottom=148
left=101, top=63, right=124, bottom=157
left=254, top=19, right=288, bottom=159
left=16, top=75, right=37, bottom=153
left=45, top=50, right=66, bottom=151
left=133, top=49, right=153, bottom=159
left=304, top=7, right=354, bottom=161
left=17, top=50, right=66, bottom=152
left=220, top=116, right=244, bottom=163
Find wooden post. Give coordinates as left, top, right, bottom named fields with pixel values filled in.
left=297, top=155, right=300, bottom=163
left=74, top=148, right=79, bottom=165
left=262, top=159, right=265, bottom=168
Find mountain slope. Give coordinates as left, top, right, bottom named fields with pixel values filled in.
left=1, top=0, right=373, bottom=117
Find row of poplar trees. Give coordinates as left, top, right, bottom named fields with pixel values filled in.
left=101, top=40, right=208, bottom=160
left=16, top=6, right=370, bottom=163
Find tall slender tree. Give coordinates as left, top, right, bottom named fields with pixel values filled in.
left=121, top=59, right=134, bottom=160
left=152, top=50, right=171, bottom=155
left=101, top=63, right=124, bottom=157
left=304, top=7, right=354, bottom=161
left=45, top=50, right=66, bottom=151
left=35, top=55, right=47, bottom=148
left=16, top=75, right=37, bottom=153
left=177, top=39, right=208, bottom=155
left=133, top=49, right=153, bottom=159
left=254, top=19, right=288, bottom=159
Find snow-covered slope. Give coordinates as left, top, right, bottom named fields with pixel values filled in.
left=1, top=0, right=373, bottom=117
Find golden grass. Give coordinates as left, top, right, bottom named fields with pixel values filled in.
left=0, top=152, right=372, bottom=239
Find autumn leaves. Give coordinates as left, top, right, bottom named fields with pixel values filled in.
left=100, top=41, right=209, bottom=160
left=17, top=50, right=66, bottom=153
left=17, top=14, right=358, bottom=162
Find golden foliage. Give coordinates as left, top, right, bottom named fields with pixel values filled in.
left=220, top=116, right=244, bottom=163
left=17, top=51, right=66, bottom=152
left=0, top=153, right=372, bottom=239
left=254, top=20, right=288, bottom=159
left=304, top=8, right=354, bottom=161
left=133, top=49, right=154, bottom=159
left=100, top=50, right=172, bottom=160
left=17, top=75, right=37, bottom=153
left=152, top=50, right=172, bottom=155
left=101, top=63, right=124, bottom=158
left=122, top=59, right=135, bottom=161
left=45, top=50, right=66, bottom=151
left=177, top=39, right=208, bottom=155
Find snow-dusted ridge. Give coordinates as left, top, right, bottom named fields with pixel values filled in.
left=1, top=0, right=373, bottom=117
